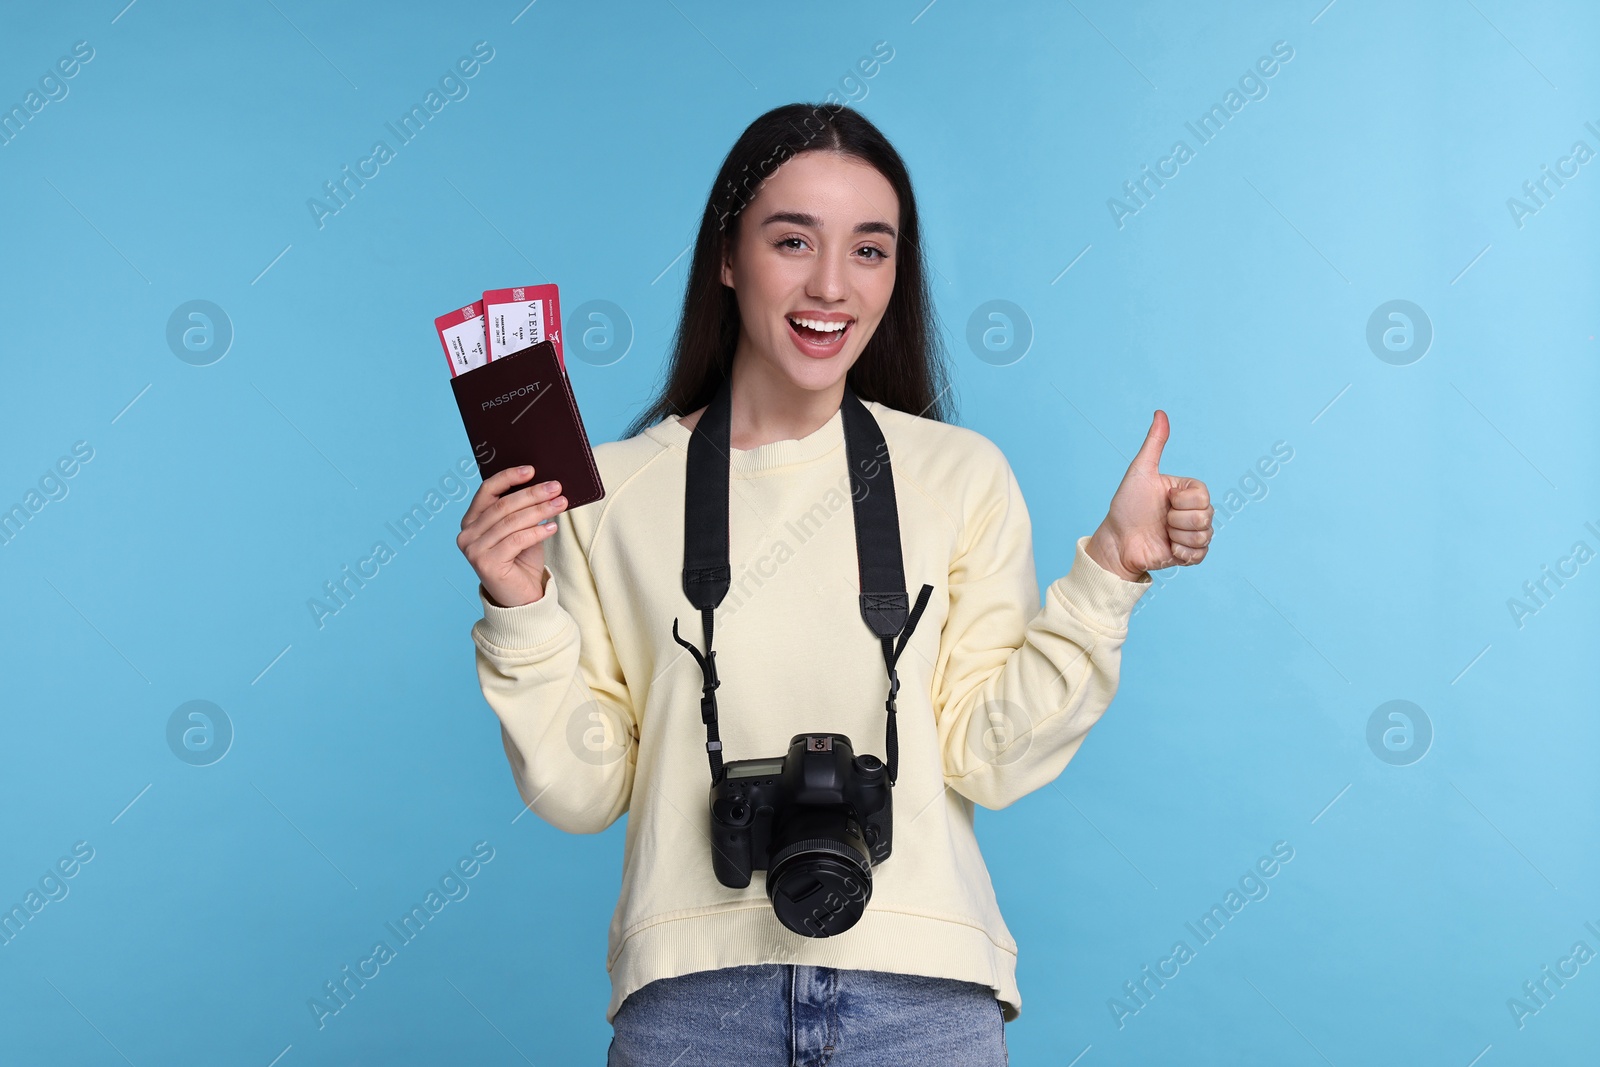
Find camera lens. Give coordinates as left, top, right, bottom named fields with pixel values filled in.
left=765, top=807, right=873, bottom=937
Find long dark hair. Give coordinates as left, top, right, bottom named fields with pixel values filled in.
left=621, top=102, right=954, bottom=441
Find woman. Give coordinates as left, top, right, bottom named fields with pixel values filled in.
left=457, top=102, right=1212, bottom=1064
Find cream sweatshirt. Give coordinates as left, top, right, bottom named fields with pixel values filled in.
left=469, top=399, right=1153, bottom=1023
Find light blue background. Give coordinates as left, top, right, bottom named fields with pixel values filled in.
left=2, top=1, right=1596, bottom=1064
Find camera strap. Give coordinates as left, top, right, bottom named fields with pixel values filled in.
left=671, top=375, right=934, bottom=787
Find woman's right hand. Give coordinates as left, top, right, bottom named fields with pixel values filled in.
left=458, top=465, right=569, bottom=608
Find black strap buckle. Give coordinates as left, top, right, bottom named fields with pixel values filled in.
left=699, top=651, right=720, bottom=724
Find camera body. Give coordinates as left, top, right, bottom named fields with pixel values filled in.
left=709, top=733, right=892, bottom=937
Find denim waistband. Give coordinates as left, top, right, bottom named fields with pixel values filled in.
left=607, top=964, right=1007, bottom=1066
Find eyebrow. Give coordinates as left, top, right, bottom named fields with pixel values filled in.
left=758, top=210, right=897, bottom=240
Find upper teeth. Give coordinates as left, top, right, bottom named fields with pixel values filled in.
left=790, top=317, right=849, bottom=333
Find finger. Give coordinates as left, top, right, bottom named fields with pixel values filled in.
left=1168, top=527, right=1211, bottom=549
left=1167, top=480, right=1208, bottom=510
left=462, top=466, right=536, bottom=529
left=466, top=487, right=565, bottom=556
left=472, top=493, right=567, bottom=559
left=485, top=464, right=538, bottom=498
left=1170, top=542, right=1207, bottom=564
left=464, top=477, right=561, bottom=541
left=1129, top=409, right=1169, bottom=475
left=483, top=517, right=561, bottom=566
left=1166, top=507, right=1214, bottom=531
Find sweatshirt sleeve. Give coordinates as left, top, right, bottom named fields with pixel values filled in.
left=469, top=508, right=638, bottom=834
left=930, top=445, right=1152, bottom=809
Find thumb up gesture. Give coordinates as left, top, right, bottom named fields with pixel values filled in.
left=1085, top=410, right=1213, bottom=582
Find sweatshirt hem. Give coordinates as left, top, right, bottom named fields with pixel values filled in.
left=605, top=905, right=1024, bottom=1024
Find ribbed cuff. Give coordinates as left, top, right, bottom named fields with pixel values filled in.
left=473, top=566, right=572, bottom=651
left=1046, top=534, right=1152, bottom=633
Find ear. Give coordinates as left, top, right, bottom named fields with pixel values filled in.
left=719, top=236, right=734, bottom=289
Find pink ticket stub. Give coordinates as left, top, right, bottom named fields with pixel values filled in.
left=434, top=301, right=488, bottom=378
left=482, top=284, right=563, bottom=370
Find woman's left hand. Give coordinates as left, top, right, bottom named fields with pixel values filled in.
left=1086, top=410, right=1213, bottom=582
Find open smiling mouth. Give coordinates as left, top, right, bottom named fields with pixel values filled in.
left=786, top=315, right=854, bottom=356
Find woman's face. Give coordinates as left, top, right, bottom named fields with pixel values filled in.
left=720, top=150, right=900, bottom=394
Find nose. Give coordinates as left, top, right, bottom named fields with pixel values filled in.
left=805, top=243, right=849, bottom=304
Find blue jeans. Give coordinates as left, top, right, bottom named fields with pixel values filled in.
left=606, top=964, right=1008, bottom=1065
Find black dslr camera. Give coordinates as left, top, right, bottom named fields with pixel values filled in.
left=709, top=733, right=892, bottom=937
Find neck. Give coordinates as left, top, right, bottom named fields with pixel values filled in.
left=723, top=349, right=847, bottom=450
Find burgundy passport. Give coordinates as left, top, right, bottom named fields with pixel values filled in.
left=449, top=338, right=605, bottom=507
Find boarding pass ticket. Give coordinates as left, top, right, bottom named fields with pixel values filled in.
left=434, top=301, right=488, bottom=377
left=482, top=284, right=563, bottom=368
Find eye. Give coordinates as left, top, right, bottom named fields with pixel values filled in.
left=774, top=236, right=810, bottom=252
left=856, top=245, right=889, bottom=261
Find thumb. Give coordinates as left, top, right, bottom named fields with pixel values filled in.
left=1129, top=409, right=1169, bottom=475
